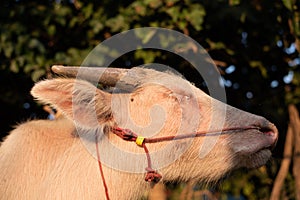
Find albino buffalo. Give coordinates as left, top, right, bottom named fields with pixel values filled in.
left=0, top=66, right=278, bottom=200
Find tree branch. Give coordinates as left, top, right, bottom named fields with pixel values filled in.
left=270, top=125, right=293, bottom=200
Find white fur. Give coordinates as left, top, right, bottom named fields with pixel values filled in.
left=0, top=69, right=277, bottom=199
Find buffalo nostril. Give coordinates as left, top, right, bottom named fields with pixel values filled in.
left=258, top=123, right=278, bottom=150
left=255, top=119, right=278, bottom=136
left=259, top=127, right=275, bottom=135
left=252, top=119, right=278, bottom=149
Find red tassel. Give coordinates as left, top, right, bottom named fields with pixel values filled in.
left=145, top=169, right=162, bottom=183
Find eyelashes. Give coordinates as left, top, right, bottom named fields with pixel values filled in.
left=168, top=92, right=192, bottom=103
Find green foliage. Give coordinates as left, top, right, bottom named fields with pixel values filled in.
left=220, top=167, right=275, bottom=199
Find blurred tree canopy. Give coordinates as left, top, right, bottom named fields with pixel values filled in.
left=1, top=0, right=299, bottom=199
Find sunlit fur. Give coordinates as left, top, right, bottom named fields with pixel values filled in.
left=0, top=68, right=277, bottom=200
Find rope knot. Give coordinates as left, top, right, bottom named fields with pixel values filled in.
left=145, top=167, right=162, bottom=183
left=113, top=127, right=137, bottom=141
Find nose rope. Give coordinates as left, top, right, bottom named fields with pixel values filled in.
left=96, top=126, right=259, bottom=200
left=112, top=126, right=259, bottom=182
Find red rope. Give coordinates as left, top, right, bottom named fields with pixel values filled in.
left=142, top=143, right=162, bottom=183
left=144, top=126, right=259, bottom=143
left=96, top=126, right=260, bottom=199
left=112, top=126, right=259, bottom=184
left=113, top=126, right=259, bottom=144
left=95, top=135, right=110, bottom=200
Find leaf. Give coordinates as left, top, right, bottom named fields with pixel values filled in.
left=166, top=6, right=180, bottom=22
left=282, top=0, right=293, bottom=11
left=134, top=49, right=161, bottom=63
left=28, top=39, right=46, bottom=54
left=178, top=20, right=187, bottom=30
left=144, top=0, right=162, bottom=9
left=47, top=25, right=56, bottom=36
left=82, top=3, right=93, bottom=19
left=159, top=33, right=176, bottom=48
left=10, top=60, right=19, bottom=73
left=105, top=15, right=127, bottom=32
left=229, top=0, right=240, bottom=6
left=3, top=43, right=13, bottom=58
left=132, top=1, right=147, bottom=16
left=90, top=19, right=104, bottom=34
left=32, top=68, right=46, bottom=81
left=134, top=28, right=157, bottom=44
left=165, top=0, right=180, bottom=6
left=185, top=4, right=206, bottom=31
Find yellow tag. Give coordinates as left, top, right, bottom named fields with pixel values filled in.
left=136, top=136, right=145, bottom=146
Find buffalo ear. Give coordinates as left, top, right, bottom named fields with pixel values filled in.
left=31, top=79, right=112, bottom=128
